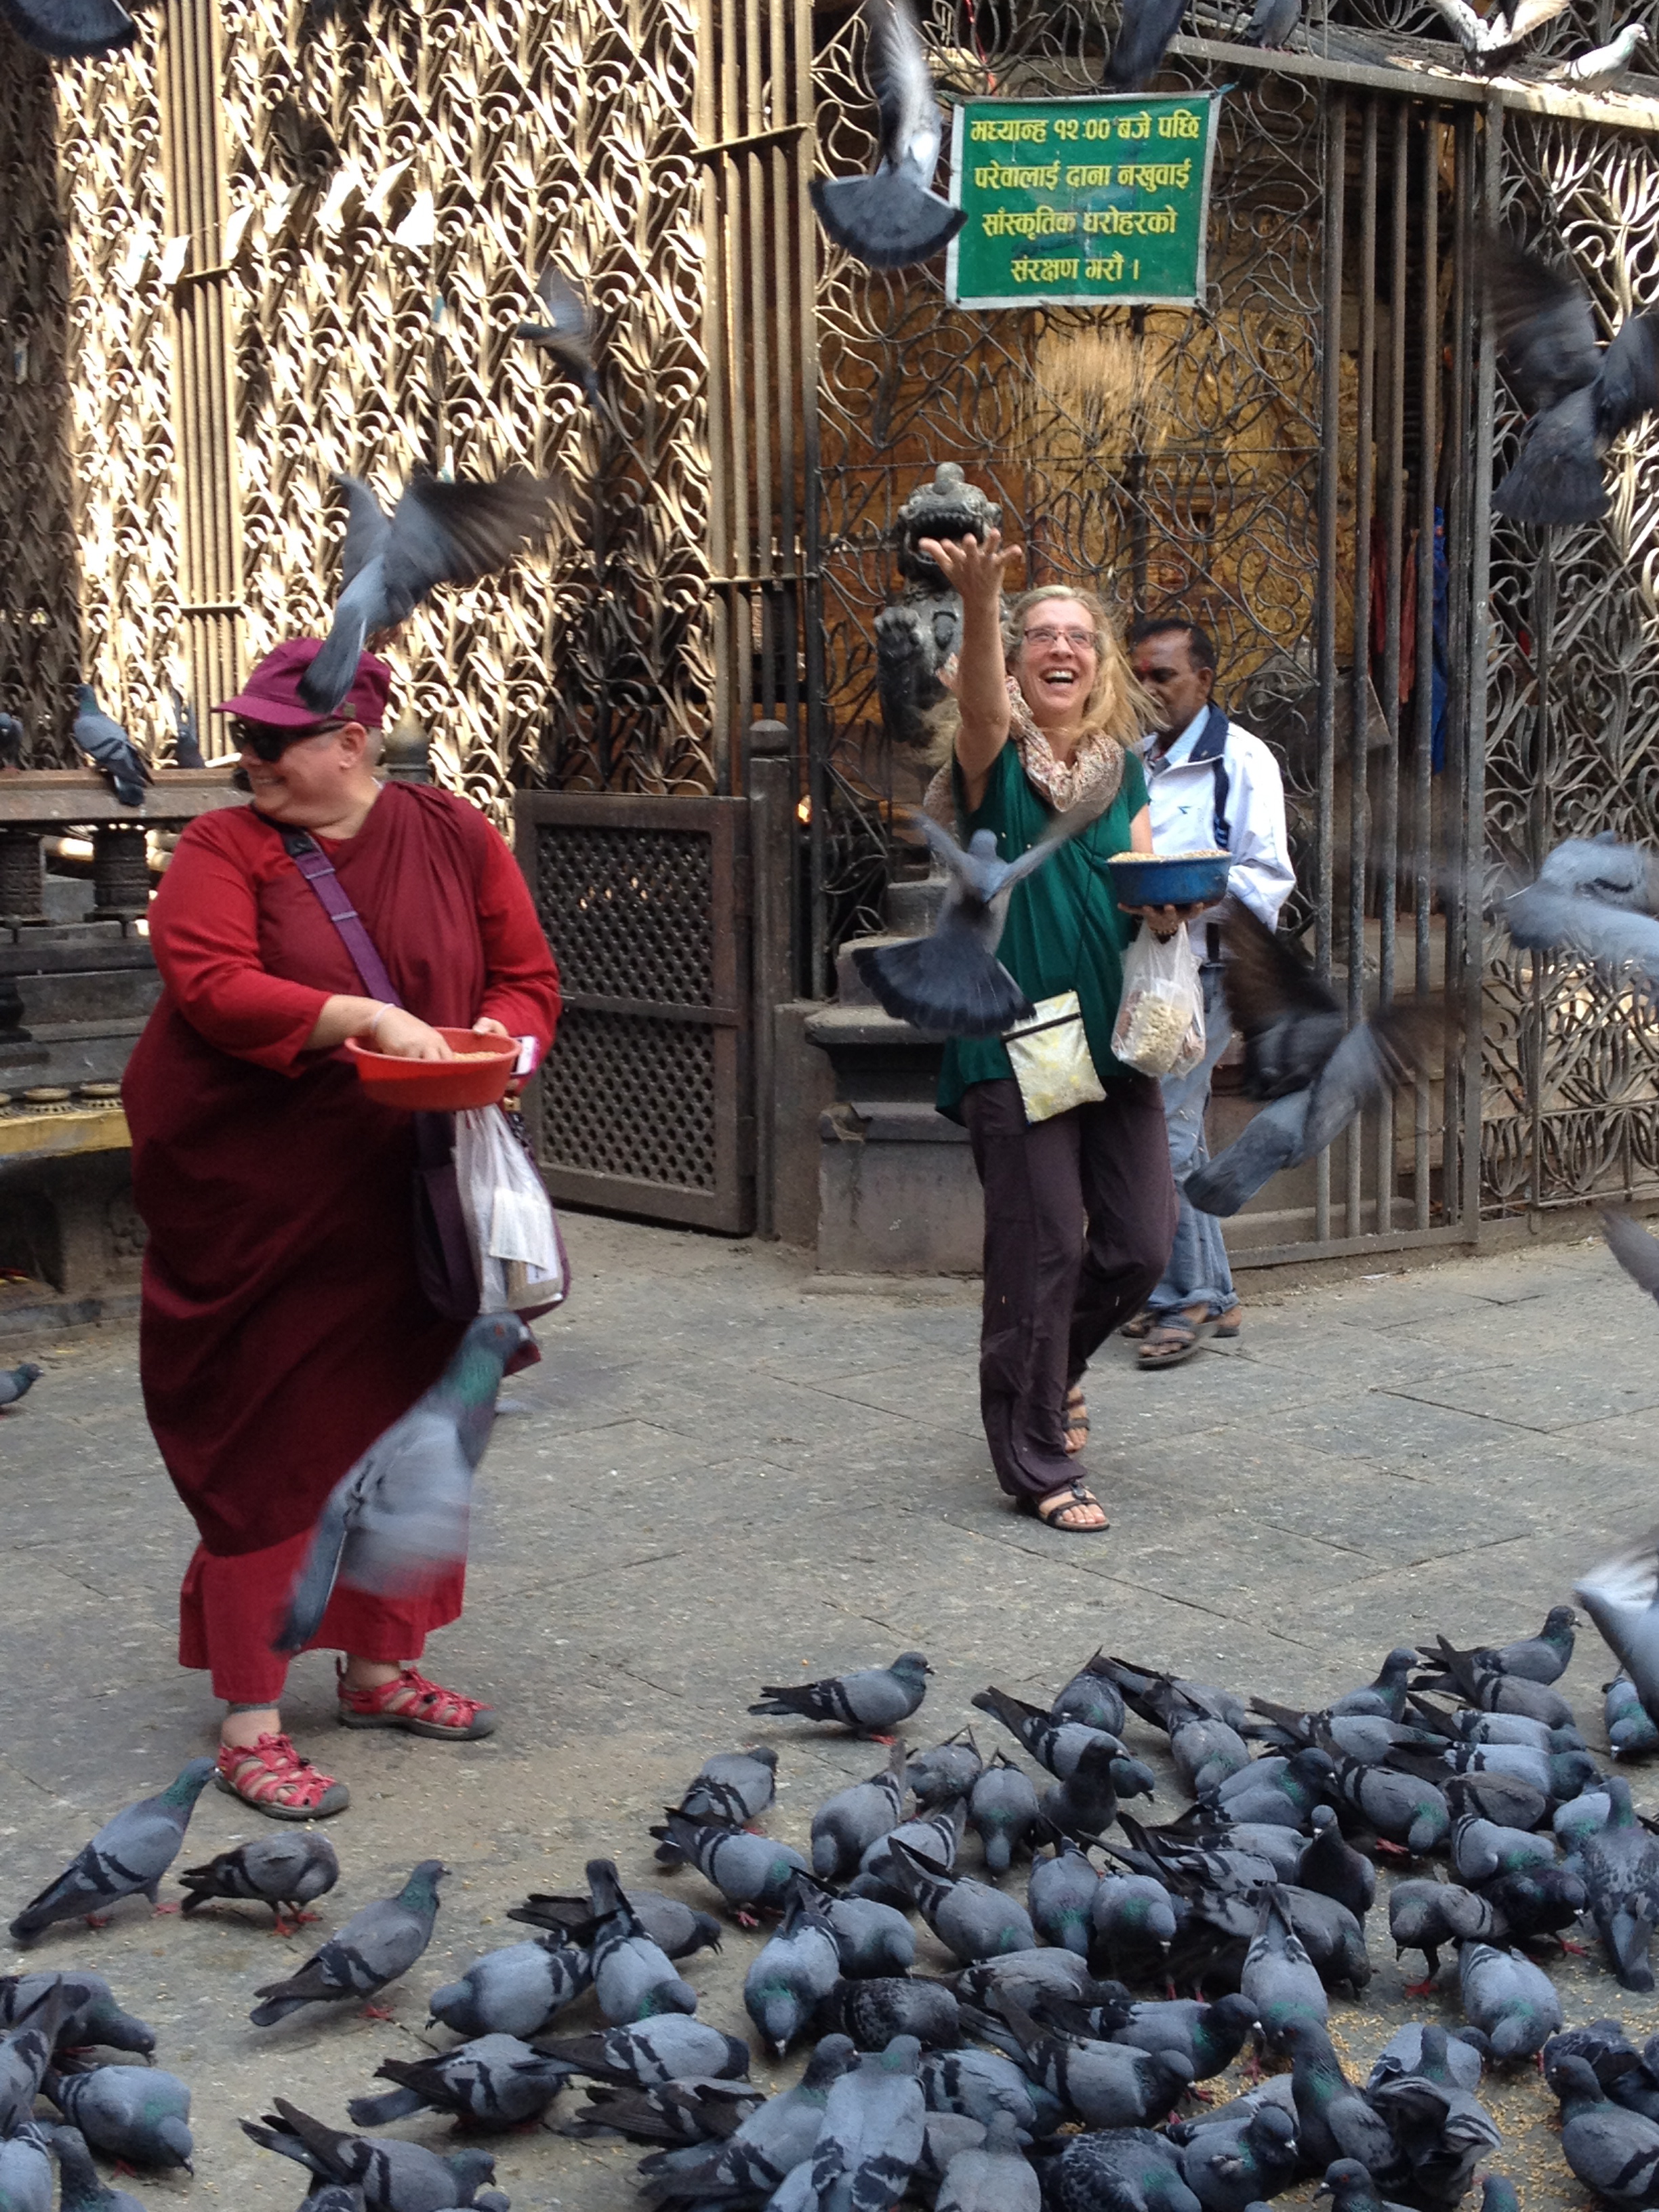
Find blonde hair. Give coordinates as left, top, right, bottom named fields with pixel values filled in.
left=926, top=586, right=1151, bottom=766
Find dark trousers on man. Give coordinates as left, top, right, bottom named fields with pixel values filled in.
left=962, top=1074, right=1178, bottom=1502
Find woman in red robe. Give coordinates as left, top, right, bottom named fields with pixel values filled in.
left=123, top=640, right=561, bottom=1819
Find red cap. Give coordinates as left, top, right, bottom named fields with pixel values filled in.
left=212, top=639, right=394, bottom=731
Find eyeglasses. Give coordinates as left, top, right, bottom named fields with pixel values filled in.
left=230, top=716, right=346, bottom=761
left=1022, top=626, right=1098, bottom=651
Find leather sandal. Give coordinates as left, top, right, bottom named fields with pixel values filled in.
left=337, top=1663, right=496, bottom=1740
left=1018, top=1481, right=1109, bottom=1533
left=215, top=1734, right=350, bottom=1820
left=1136, top=1313, right=1216, bottom=1370
left=1063, top=1385, right=1090, bottom=1456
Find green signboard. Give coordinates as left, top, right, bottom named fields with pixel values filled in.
left=946, top=93, right=1221, bottom=309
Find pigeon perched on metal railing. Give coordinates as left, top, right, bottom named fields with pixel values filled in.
left=9, top=1758, right=216, bottom=1943
left=811, top=0, right=965, bottom=270
left=1547, top=22, right=1650, bottom=83
left=72, top=686, right=148, bottom=806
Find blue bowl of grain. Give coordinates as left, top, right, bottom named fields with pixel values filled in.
left=1107, top=849, right=1233, bottom=909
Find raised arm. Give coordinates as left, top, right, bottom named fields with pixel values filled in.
left=918, top=528, right=1023, bottom=813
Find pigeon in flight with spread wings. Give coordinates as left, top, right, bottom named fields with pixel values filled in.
left=1489, top=234, right=1659, bottom=526
left=1106, top=0, right=1189, bottom=89
left=1425, top=0, right=1568, bottom=67
left=517, top=265, right=602, bottom=409
left=1184, top=900, right=1446, bottom=1216
left=811, top=0, right=966, bottom=270
left=852, top=806, right=1092, bottom=1037
left=0, top=0, right=136, bottom=58
left=298, top=468, right=559, bottom=718
left=1505, top=834, right=1659, bottom=985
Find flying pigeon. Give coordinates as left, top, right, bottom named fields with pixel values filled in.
left=44, top=2063, right=194, bottom=2171
left=1578, top=1526, right=1659, bottom=1729
left=72, top=686, right=148, bottom=806
left=9, top=1757, right=216, bottom=1943
left=1425, top=0, right=1568, bottom=66
left=1186, top=901, right=1446, bottom=1215
left=243, top=2096, right=499, bottom=2210
left=0, top=0, right=134, bottom=58
left=516, top=264, right=602, bottom=406
left=1505, top=837, right=1659, bottom=983
left=0, top=1363, right=41, bottom=1410
left=298, top=470, right=558, bottom=717
left=178, top=1832, right=340, bottom=1931
left=428, top=1934, right=592, bottom=2038
left=1547, top=23, right=1650, bottom=83
left=1488, top=234, right=1659, bottom=525
left=810, top=0, right=966, bottom=270
left=168, top=686, right=204, bottom=769
left=853, top=812, right=1093, bottom=1036
left=347, top=2033, right=571, bottom=2130
left=277, top=1310, right=530, bottom=1653
left=750, top=1650, right=930, bottom=1737
left=249, top=1859, right=445, bottom=2025
left=1105, top=0, right=1189, bottom=89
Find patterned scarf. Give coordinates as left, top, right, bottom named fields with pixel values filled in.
left=924, top=676, right=1127, bottom=830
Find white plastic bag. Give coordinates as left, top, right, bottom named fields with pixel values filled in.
left=454, top=1105, right=569, bottom=1315
left=1111, top=923, right=1206, bottom=1079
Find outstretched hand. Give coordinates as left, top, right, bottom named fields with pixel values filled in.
left=918, top=527, right=1023, bottom=603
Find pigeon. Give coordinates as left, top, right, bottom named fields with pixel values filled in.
left=1449, top=1812, right=1555, bottom=1885
left=1433, top=1765, right=1550, bottom=1835
left=428, top=1935, right=592, bottom=2038
left=1049, top=2128, right=1202, bottom=2212
left=970, top=1755, right=1042, bottom=1874
left=1052, top=1656, right=1130, bottom=1738
left=279, top=1312, right=529, bottom=1652
left=1558, top=1788, right=1612, bottom=1852
left=1367, top=2026, right=1502, bottom=2206
left=917, top=2115, right=993, bottom=2189
left=45, top=2063, right=193, bottom=2171
left=820, top=1975, right=962, bottom=2051
left=0, top=715, right=20, bottom=770
left=1188, top=905, right=1446, bottom=1216
left=1029, top=1839, right=1101, bottom=1957
left=1417, top=1607, right=1577, bottom=1686
left=1276, top=2017, right=1401, bottom=2175
left=46, top=2127, right=147, bottom=2212
left=243, top=2097, right=497, bottom=2210
left=812, top=1742, right=907, bottom=1879
left=655, top=1746, right=778, bottom=1866
left=509, top=1883, right=722, bottom=1960
left=70, top=687, right=148, bottom=806
left=1547, top=22, right=1650, bottom=83
left=516, top=264, right=602, bottom=407
left=1332, top=1647, right=1419, bottom=1720
left=1276, top=1883, right=1371, bottom=1996
left=809, top=0, right=965, bottom=269
left=537, top=2018, right=751, bottom=2088
left=1505, top=841, right=1659, bottom=988
left=1580, top=1523, right=1659, bottom=1727
left=249, top=1860, right=445, bottom=2025
left=819, top=1892, right=916, bottom=1978
left=955, top=1948, right=1105, bottom=2009
left=0, top=1971, right=153, bottom=2056
left=1456, top=1941, right=1561, bottom=2061
left=1105, top=1994, right=1257, bottom=2080
left=9, top=1757, right=216, bottom=1942
left=1296, top=1806, right=1375, bottom=1920
left=0, top=0, right=134, bottom=55
left=586, top=1858, right=699, bottom=2022
left=1103, top=1658, right=1250, bottom=1734
left=1314, top=2160, right=1417, bottom=2212
left=1242, top=1889, right=1328, bottom=2042
left=1388, top=1880, right=1494, bottom=1982
left=1105, top=0, right=1188, bottom=89
left=1179, top=2105, right=1299, bottom=2212
left=1210, top=1747, right=1334, bottom=1827
left=849, top=1801, right=966, bottom=1904
left=1042, top=1740, right=1152, bottom=1846
left=1210, top=1819, right=1303, bottom=1880
left=919, top=2046, right=1050, bottom=2132
left=1329, top=1755, right=1450, bottom=1853
left=1135, top=1678, right=1250, bottom=1799
left=567, top=2073, right=760, bottom=2144
left=636, top=2036, right=856, bottom=2203
left=1575, top=1774, right=1659, bottom=1989
left=796, top=2032, right=927, bottom=2210
left=853, top=813, right=1095, bottom=1037
left=0, top=2015, right=64, bottom=2137
left=1608, top=1673, right=1659, bottom=1757
left=996, top=1998, right=1195, bottom=2129
left=908, top=1734, right=985, bottom=1809
left=0, top=1363, right=41, bottom=1410
left=168, top=686, right=203, bottom=769
left=1091, top=1872, right=1179, bottom=1975
left=744, top=1887, right=841, bottom=2054
left=178, top=1831, right=340, bottom=1929
left=298, top=471, right=558, bottom=718
left=656, top=1813, right=813, bottom=1925
left=1241, top=0, right=1299, bottom=45
left=935, top=2110, right=1040, bottom=2212
left=0, top=2123, right=56, bottom=2212
left=1551, top=2053, right=1659, bottom=2205
left=1433, top=1738, right=1593, bottom=1806
left=347, top=2034, right=570, bottom=2130
left=888, top=1838, right=1038, bottom=1964
left=1425, top=0, right=1568, bottom=64
left=1543, top=2020, right=1642, bottom=2089
left=1408, top=1698, right=1582, bottom=1753
left=1488, top=234, right=1659, bottom=524
left=1484, top=1863, right=1587, bottom=1946
left=1368, top=2024, right=1487, bottom=2095
left=751, top=1652, right=930, bottom=1738
left=1105, top=1818, right=1274, bottom=1944
left=972, top=1687, right=1126, bottom=1780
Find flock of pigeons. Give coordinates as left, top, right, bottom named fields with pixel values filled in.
left=16, top=1512, right=1659, bottom=2212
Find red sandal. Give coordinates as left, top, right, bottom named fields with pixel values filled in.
left=215, top=1733, right=350, bottom=1820
left=336, top=1663, right=497, bottom=1741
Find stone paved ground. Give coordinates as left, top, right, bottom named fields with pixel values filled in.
left=5, top=1214, right=1659, bottom=2211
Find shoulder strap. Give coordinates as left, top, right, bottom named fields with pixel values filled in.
left=277, top=826, right=403, bottom=1008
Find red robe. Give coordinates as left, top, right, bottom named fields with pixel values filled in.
left=123, top=784, right=560, bottom=1700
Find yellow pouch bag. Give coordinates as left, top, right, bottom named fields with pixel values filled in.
left=1002, top=989, right=1107, bottom=1124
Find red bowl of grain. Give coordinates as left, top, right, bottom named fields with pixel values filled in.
left=344, top=1026, right=517, bottom=1111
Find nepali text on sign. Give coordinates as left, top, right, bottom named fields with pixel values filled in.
left=946, top=94, right=1221, bottom=308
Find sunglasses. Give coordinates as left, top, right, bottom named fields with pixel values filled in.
left=230, top=716, right=348, bottom=761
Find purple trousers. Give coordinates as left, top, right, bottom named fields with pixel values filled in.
left=962, top=1075, right=1178, bottom=1502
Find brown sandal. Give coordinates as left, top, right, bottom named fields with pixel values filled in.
left=1019, top=1481, right=1110, bottom=1533
left=1064, top=1385, right=1089, bottom=1456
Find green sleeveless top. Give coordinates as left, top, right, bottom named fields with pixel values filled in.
left=937, top=739, right=1149, bottom=1122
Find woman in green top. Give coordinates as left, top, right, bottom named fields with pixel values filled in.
left=920, top=527, right=1189, bottom=1533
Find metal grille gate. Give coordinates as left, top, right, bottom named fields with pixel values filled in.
left=514, top=794, right=754, bottom=1232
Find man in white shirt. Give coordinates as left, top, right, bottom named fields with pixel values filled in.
left=1125, top=617, right=1294, bottom=1372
